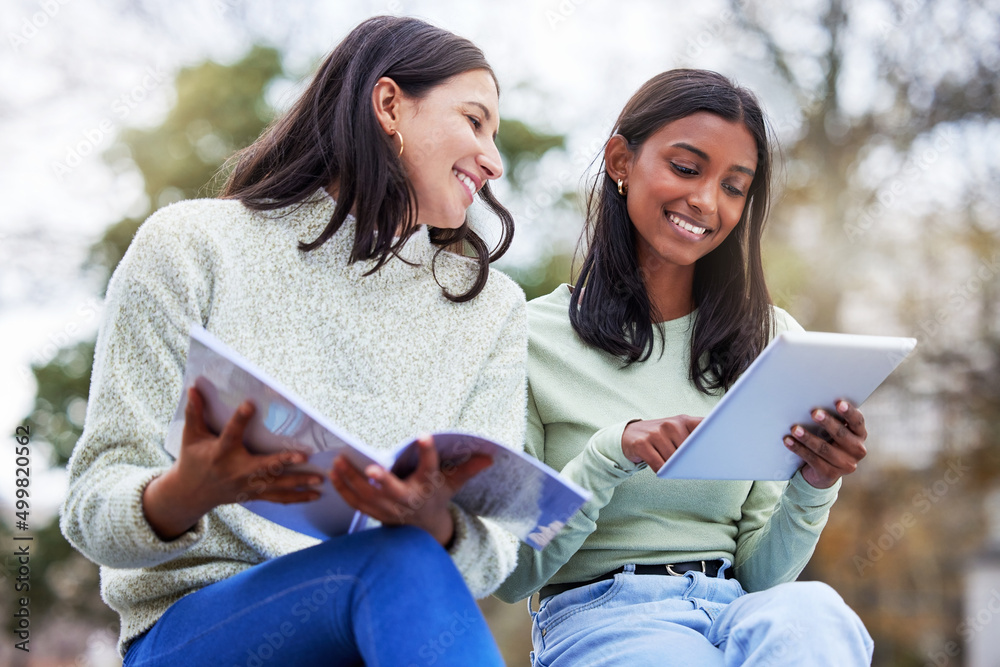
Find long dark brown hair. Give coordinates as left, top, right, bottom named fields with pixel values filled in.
left=222, top=16, right=513, bottom=302
left=570, top=69, right=774, bottom=393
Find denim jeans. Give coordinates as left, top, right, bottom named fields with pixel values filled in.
left=529, top=563, right=873, bottom=666
left=123, top=526, right=503, bottom=667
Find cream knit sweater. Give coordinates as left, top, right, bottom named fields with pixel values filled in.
left=60, top=191, right=527, bottom=656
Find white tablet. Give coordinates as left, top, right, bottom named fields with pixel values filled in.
left=656, top=331, right=917, bottom=481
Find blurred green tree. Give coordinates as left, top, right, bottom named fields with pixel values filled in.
left=8, top=45, right=285, bottom=653
left=731, top=0, right=1000, bottom=664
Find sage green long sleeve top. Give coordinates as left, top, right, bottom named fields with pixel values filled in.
left=495, top=284, right=840, bottom=603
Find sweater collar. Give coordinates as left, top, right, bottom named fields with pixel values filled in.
left=282, top=188, right=437, bottom=269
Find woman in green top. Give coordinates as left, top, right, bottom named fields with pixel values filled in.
left=496, top=69, right=874, bottom=665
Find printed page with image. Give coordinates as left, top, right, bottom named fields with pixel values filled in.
left=163, top=326, right=590, bottom=550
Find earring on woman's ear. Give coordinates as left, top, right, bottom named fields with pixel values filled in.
left=393, top=130, right=404, bottom=157
left=617, top=178, right=628, bottom=196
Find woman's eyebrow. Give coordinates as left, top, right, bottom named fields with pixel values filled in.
left=673, top=142, right=755, bottom=178
left=464, top=101, right=493, bottom=121
left=463, top=101, right=498, bottom=138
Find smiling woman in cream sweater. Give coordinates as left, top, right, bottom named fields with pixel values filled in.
left=61, top=16, right=525, bottom=667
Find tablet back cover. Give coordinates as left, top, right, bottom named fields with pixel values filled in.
left=656, top=331, right=916, bottom=481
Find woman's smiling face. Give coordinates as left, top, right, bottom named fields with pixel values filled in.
left=393, top=69, right=503, bottom=229
left=610, top=111, right=758, bottom=273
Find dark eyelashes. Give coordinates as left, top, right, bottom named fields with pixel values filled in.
left=671, top=162, right=745, bottom=197
left=671, top=162, right=696, bottom=175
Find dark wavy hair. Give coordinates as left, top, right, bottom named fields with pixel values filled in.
left=222, top=16, right=513, bottom=302
left=570, top=69, right=774, bottom=393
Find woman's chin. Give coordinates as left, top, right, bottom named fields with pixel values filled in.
left=419, top=210, right=468, bottom=231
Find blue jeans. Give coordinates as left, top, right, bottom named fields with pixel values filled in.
left=124, top=526, right=503, bottom=667
left=529, top=563, right=873, bottom=666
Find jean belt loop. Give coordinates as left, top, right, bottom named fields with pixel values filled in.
left=623, top=563, right=636, bottom=574
left=717, top=558, right=733, bottom=580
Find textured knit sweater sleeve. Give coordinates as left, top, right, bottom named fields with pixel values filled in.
left=61, top=209, right=214, bottom=568
left=446, top=292, right=528, bottom=598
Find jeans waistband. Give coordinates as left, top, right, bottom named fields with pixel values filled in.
left=539, top=560, right=733, bottom=601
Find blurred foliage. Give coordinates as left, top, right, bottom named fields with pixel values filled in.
left=16, top=47, right=283, bottom=655
left=29, top=46, right=282, bottom=471
left=28, top=341, right=94, bottom=466
left=1, top=519, right=113, bottom=640
left=89, top=45, right=283, bottom=282
left=731, top=0, right=1000, bottom=664
left=500, top=252, right=575, bottom=302
left=495, top=118, right=564, bottom=189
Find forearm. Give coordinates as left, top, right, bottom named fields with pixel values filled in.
left=734, top=471, right=840, bottom=591
left=61, top=455, right=207, bottom=569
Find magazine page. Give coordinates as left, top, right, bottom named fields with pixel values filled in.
left=389, top=434, right=591, bottom=550
left=163, top=326, right=388, bottom=540
left=164, top=326, right=591, bottom=547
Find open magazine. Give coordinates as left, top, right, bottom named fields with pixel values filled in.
left=163, top=326, right=590, bottom=550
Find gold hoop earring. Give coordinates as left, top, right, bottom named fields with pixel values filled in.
left=617, top=178, right=627, bottom=196
left=394, top=130, right=404, bottom=157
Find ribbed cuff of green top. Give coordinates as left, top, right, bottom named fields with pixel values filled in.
left=588, top=419, right=649, bottom=474
left=786, top=469, right=842, bottom=506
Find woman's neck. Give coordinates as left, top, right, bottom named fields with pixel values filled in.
left=637, top=249, right=696, bottom=322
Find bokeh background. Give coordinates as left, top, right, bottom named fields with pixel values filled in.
left=1, top=0, right=999, bottom=665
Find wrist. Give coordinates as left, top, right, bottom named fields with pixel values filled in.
left=143, top=466, right=207, bottom=540
left=620, top=419, right=645, bottom=464
left=431, top=506, right=456, bottom=548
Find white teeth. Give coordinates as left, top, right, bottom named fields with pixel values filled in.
left=669, top=213, right=708, bottom=236
left=453, top=169, right=476, bottom=197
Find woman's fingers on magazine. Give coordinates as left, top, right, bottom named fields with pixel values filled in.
left=217, top=401, right=255, bottom=451
left=330, top=456, right=396, bottom=520
left=253, top=468, right=323, bottom=493
left=181, top=387, right=212, bottom=441
left=182, top=386, right=255, bottom=454
left=414, top=436, right=492, bottom=492
left=832, top=399, right=868, bottom=442
left=254, top=487, right=322, bottom=504
left=443, top=454, right=493, bottom=491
